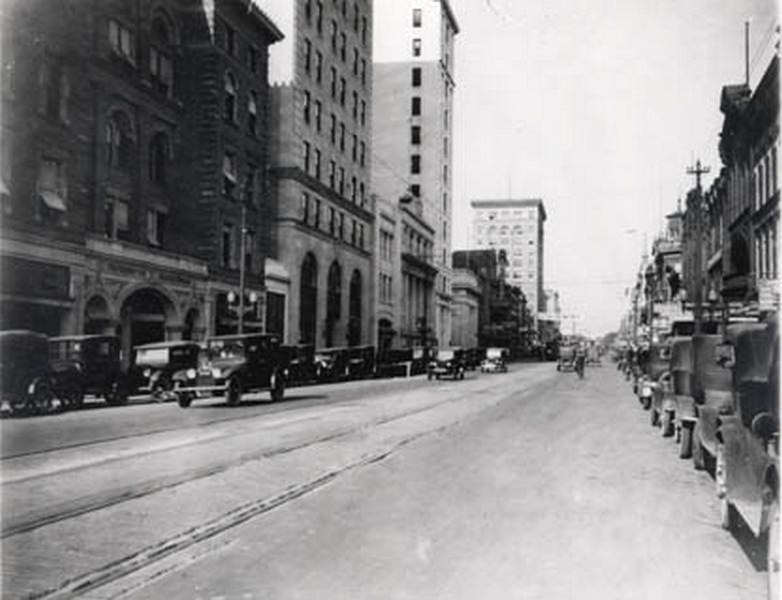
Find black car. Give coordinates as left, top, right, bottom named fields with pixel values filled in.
left=133, top=341, right=201, bottom=401
left=173, top=333, right=287, bottom=407
left=428, top=347, right=466, bottom=380
left=0, top=330, right=57, bottom=415
left=49, top=334, right=129, bottom=408
left=279, top=343, right=316, bottom=385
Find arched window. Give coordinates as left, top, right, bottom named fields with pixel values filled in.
left=149, top=132, right=169, bottom=184
left=248, top=91, right=258, bottom=135
left=347, top=269, right=362, bottom=346
left=325, top=261, right=342, bottom=346
left=106, top=111, right=134, bottom=169
left=299, top=253, right=318, bottom=344
left=224, top=71, right=237, bottom=122
left=150, top=16, right=174, bottom=96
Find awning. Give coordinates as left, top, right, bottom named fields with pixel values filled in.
left=40, top=190, right=67, bottom=211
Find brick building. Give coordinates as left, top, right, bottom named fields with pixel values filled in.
left=0, top=0, right=281, bottom=362
left=257, top=0, right=374, bottom=347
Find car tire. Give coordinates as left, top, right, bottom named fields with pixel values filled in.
left=177, top=393, right=193, bottom=408
left=270, top=369, right=285, bottom=402
left=767, top=495, right=779, bottom=600
left=226, top=376, right=242, bottom=406
left=61, top=381, right=84, bottom=410
left=679, top=423, right=693, bottom=459
left=105, top=382, right=128, bottom=406
left=660, top=411, right=674, bottom=437
left=29, top=380, right=55, bottom=414
left=459, top=368, right=465, bottom=380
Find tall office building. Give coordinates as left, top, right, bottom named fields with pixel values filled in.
left=257, top=0, right=374, bottom=347
left=470, top=199, right=547, bottom=326
left=372, top=0, right=458, bottom=347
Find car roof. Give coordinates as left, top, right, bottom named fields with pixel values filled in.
left=49, top=334, right=118, bottom=342
left=134, top=341, right=201, bottom=350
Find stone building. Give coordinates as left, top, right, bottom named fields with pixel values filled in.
left=257, top=0, right=374, bottom=347
left=372, top=0, right=458, bottom=348
left=0, top=0, right=281, bottom=362
left=451, top=267, right=480, bottom=348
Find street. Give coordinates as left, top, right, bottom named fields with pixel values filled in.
left=1, top=363, right=766, bottom=599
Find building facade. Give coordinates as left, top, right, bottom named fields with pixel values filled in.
left=470, top=198, right=546, bottom=328
left=372, top=0, right=458, bottom=347
left=258, top=0, right=374, bottom=347
left=0, top=0, right=281, bottom=364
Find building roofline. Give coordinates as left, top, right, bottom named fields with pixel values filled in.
left=470, top=198, right=547, bottom=220
left=439, top=0, right=460, bottom=34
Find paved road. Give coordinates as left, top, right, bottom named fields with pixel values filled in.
left=0, top=363, right=767, bottom=599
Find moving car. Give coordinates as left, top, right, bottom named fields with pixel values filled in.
left=427, top=347, right=466, bottom=380
left=48, top=334, right=129, bottom=408
left=480, top=347, right=508, bottom=373
left=173, top=333, right=286, bottom=407
left=0, top=330, right=57, bottom=415
left=557, top=343, right=576, bottom=372
left=133, top=341, right=201, bottom=401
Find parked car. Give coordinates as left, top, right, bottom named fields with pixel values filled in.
left=172, top=333, right=287, bottom=407
left=480, top=347, right=508, bottom=373
left=646, top=341, right=672, bottom=428
left=464, top=347, right=484, bottom=370
left=690, top=333, right=735, bottom=471
left=427, top=347, right=466, bottom=380
left=133, top=341, right=201, bottom=401
left=713, top=315, right=778, bottom=579
left=48, top=334, right=129, bottom=408
left=279, top=344, right=316, bottom=385
left=314, top=347, right=349, bottom=382
left=670, top=337, right=696, bottom=458
left=345, top=345, right=376, bottom=379
left=0, top=330, right=57, bottom=415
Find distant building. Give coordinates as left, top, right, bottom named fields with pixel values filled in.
left=470, top=198, right=546, bottom=327
left=258, top=0, right=374, bottom=346
left=372, top=0, right=459, bottom=347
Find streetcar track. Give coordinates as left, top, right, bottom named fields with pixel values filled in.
left=2, top=377, right=514, bottom=540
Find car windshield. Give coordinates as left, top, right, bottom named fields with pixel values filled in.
left=486, top=348, right=503, bottom=359
left=438, top=350, right=454, bottom=360
left=208, top=340, right=245, bottom=360
left=135, top=347, right=169, bottom=367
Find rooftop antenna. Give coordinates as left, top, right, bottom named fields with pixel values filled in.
left=745, top=19, right=751, bottom=86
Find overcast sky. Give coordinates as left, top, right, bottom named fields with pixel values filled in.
left=447, top=0, right=778, bottom=336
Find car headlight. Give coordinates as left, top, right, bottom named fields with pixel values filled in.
left=211, top=367, right=222, bottom=378
left=143, top=368, right=152, bottom=378
left=186, top=368, right=197, bottom=379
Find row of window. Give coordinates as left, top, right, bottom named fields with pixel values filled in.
left=104, top=195, right=167, bottom=247
left=379, top=272, right=393, bottom=303
left=304, top=0, right=369, bottom=48
left=222, top=151, right=262, bottom=206
left=104, top=111, right=171, bottom=185
left=303, top=36, right=368, bottom=90
left=303, top=90, right=366, bottom=138
left=475, top=238, right=536, bottom=247
left=379, top=230, right=394, bottom=262
left=108, top=17, right=175, bottom=97
left=475, top=224, right=538, bottom=235
left=220, top=19, right=262, bottom=73
left=754, top=145, right=778, bottom=211
left=478, top=209, right=538, bottom=221
left=756, top=220, right=778, bottom=280
left=302, top=140, right=366, bottom=206
left=223, top=71, right=261, bottom=136
left=401, top=223, right=432, bottom=260
left=220, top=221, right=257, bottom=271
left=300, top=192, right=366, bottom=250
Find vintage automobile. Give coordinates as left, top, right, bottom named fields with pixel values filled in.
left=133, top=341, right=201, bottom=401
left=427, top=347, right=466, bottom=380
left=0, top=330, right=58, bottom=415
left=556, top=343, right=576, bottom=372
left=313, top=347, right=349, bottom=382
left=480, top=347, right=508, bottom=373
left=669, top=337, right=696, bottom=457
left=713, top=315, right=778, bottom=582
left=464, top=347, right=484, bottom=370
left=172, top=333, right=287, bottom=407
left=345, top=345, right=376, bottom=379
left=689, top=333, right=736, bottom=471
left=48, top=334, right=129, bottom=407
left=279, top=344, right=316, bottom=385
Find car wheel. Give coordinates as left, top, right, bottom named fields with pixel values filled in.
left=225, top=376, right=242, bottom=406
left=459, top=368, right=465, bottom=380
left=660, top=411, right=674, bottom=437
left=177, top=393, right=193, bottom=408
left=61, top=381, right=84, bottom=410
left=767, top=496, right=780, bottom=600
left=29, top=380, right=55, bottom=414
left=269, top=370, right=285, bottom=402
left=679, top=423, right=693, bottom=459
left=105, top=382, right=128, bottom=406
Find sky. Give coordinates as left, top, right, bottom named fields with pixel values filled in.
left=446, top=0, right=778, bottom=337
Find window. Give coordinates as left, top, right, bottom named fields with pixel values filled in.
left=339, top=123, right=345, bottom=151
left=304, top=39, right=312, bottom=73
left=361, top=16, right=367, bottom=45
left=411, top=96, right=421, bottom=115
left=40, top=63, right=69, bottom=122
left=248, top=46, right=257, bottom=72
left=359, top=141, right=366, bottom=167
left=339, top=167, right=345, bottom=195
left=443, top=164, right=448, bottom=184
left=248, top=92, right=258, bottom=135
left=108, top=19, right=135, bottom=63
left=331, top=20, right=338, bottom=52
left=315, top=50, right=323, bottom=83
left=38, top=157, right=67, bottom=220
left=314, top=148, right=321, bottom=180
left=149, top=18, right=173, bottom=97
left=329, top=160, right=336, bottom=188
left=360, top=100, right=366, bottom=126
left=413, top=8, right=422, bottom=27
left=352, top=134, right=358, bottom=161
left=313, top=197, right=321, bottom=228
left=352, top=91, right=358, bottom=119
left=225, top=25, right=236, bottom=56
left=330, top=67, right=337, bottom=98
left=410, top=184, right=420, bottom=197
left=351, top=176, right=357, bottom=202
left=352, top=48, right=359, bottom=76
left=339, top=212, right=345, bottom=239
left=411, top=126, right=421, bottom=145
left=340, top=33, right=347, bottom=61
left=359, top=182, right=365, bottom=206
left=223, top=151, right=237, bottom=197
left=305, top=0, right=312, bottom=22
left=245, top=163, right=258, bottom=204
left=221, top=223, right=235, bottom=268
left=146, top=208, right=166, bottom=246
left=351, top=219, right=357, bottom=245
left=303, top=141, right=311, bottom=173
left=224, top=71, right=237, bottom=122
left=353, top=3, right=359, bottom=31
left=303, top=90, right=311, bottom=123
left=244, top=230, right=255, bottom=272
left=412, top=38, right=421, bottom=57
left=301, top=192, right=309, bottom=223
left=410, top=154, right=421, bottom=174
left=329, top=206, right=336, bottom=235
left=106, top=111, right=133, bottom=169
left=443, top=136, right=448, bottom=156
left=339, top=77, right=346, bottom=105
left=315, top=100, right=322, bottom=132
left=330, top=113, right=337, bottom=143
left=105, top=195, right=129, bottom=240
left=316, top=1, right=323, bottom=33
left=149, top=132, right=169, bottom=185
left=412, top=67, right=421, bottom=87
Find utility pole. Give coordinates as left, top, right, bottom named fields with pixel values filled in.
left=686, top=159, right=710, bottom=335
left=238, top=202, right=247, bottom=334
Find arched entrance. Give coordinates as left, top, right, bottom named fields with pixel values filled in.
left=299, top=253, right=318, bottom=344
left=182, top=308, right=202, bottom=340
left=325, top=260, right=342, bottom=347
left=119, top=288, right=176, bottom=366
left=84, top=295, right=113, bottom=334
left=347, top=269, right=362, bottom=346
